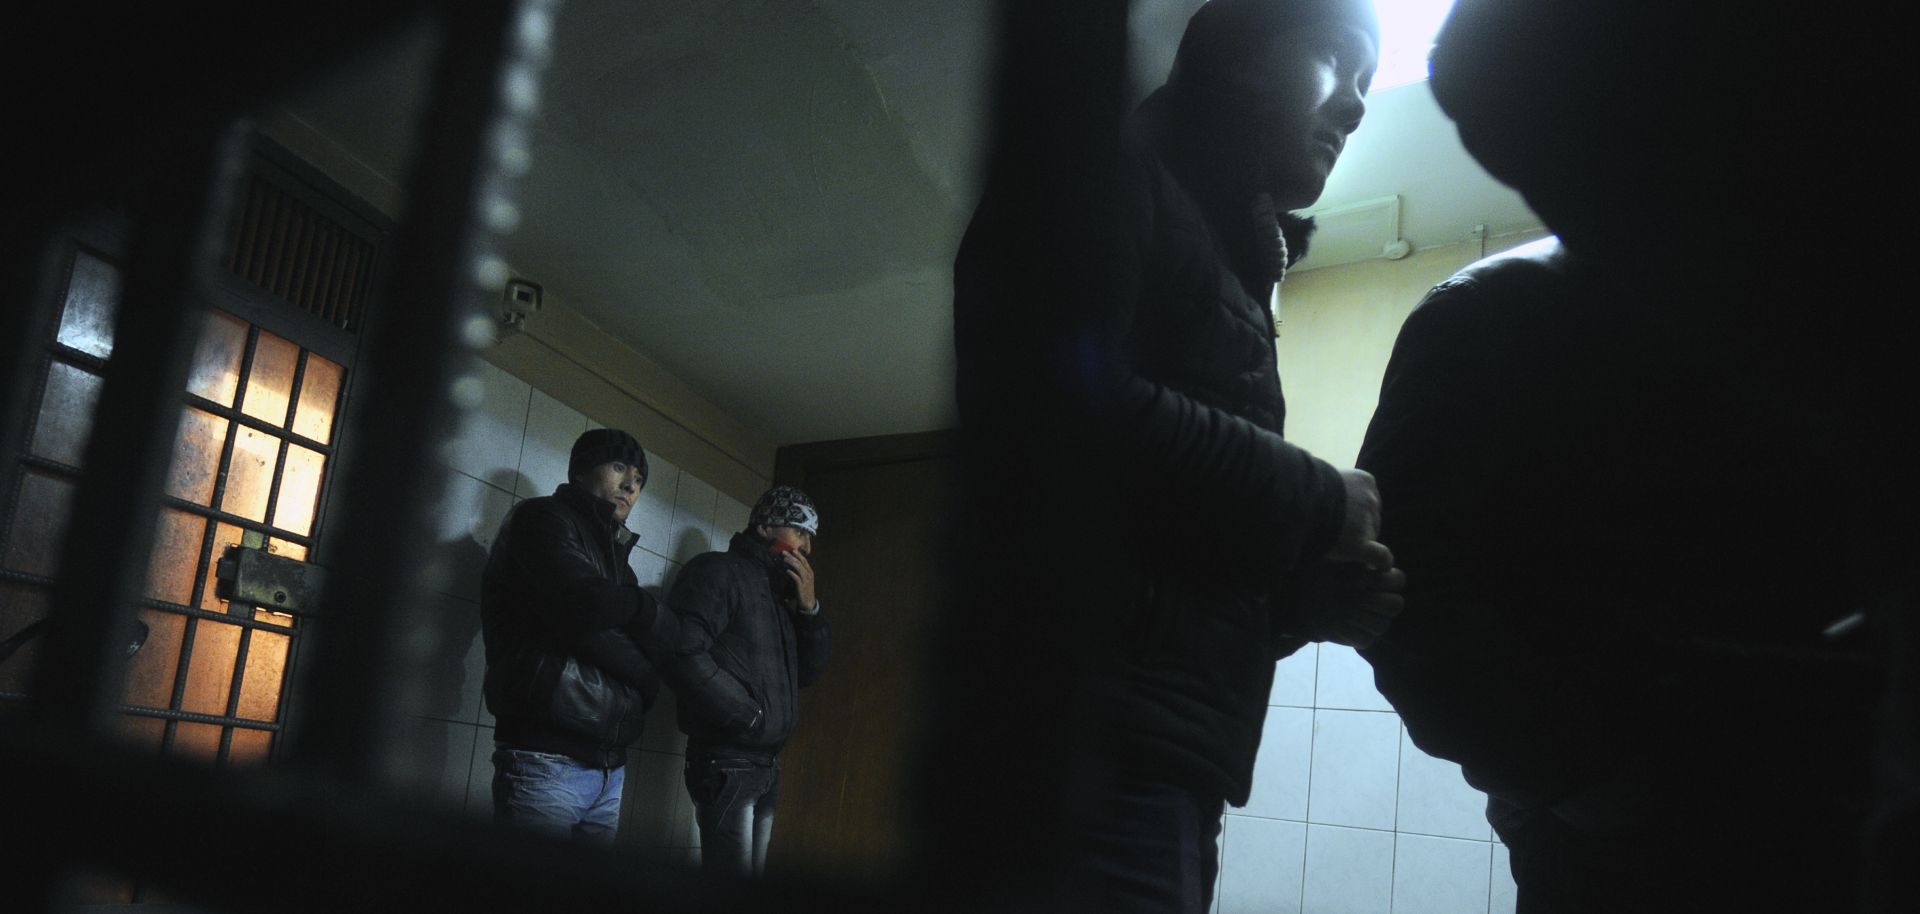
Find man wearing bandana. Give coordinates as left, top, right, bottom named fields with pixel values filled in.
left=664, top=485, right=831, bottom=879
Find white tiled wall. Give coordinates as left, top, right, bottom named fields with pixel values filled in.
left=1216, top=643, right=1518, bottom=913
left=1303, top=824, right=1396, bottom=914
left=394, top=358, right=756, bottom=862
left=1220, top=816, right=1308, bottom=914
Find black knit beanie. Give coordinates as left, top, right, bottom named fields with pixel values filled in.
left=568, top=428, right=648, bottom=485
left=1168, top=0, right=1380, bottom=96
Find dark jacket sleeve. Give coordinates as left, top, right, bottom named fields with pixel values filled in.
left=954, top=150, right=1347, bottom=581
left=794, top=609, right=830, bottom=688
left=659, top=555, right=762, bottom=734
left=1355, top=271, right=1616, bottom=808
left=578, top=585, right=681, bottom=695
left=492, top=501, right=640, bottom=644
left=1088, top=171, right=1347, bottom=569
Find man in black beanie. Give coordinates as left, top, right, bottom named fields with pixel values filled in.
left=1354, top=2, right=1904, bottom=912
left=480, top=427, right=678, bottom=842
left=948, top=1, right=1399, bottom=910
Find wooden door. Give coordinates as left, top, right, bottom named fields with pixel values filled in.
left=765, top=431, right=958, bottom=885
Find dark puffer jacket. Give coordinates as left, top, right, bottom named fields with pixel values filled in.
left=1357, top=238, right=1883, bottom=814
left=952, top=102, right=1348, bottom=806
left=664, top=532, right=830, bottom=758
left=481, top=483, right=676, bottom=769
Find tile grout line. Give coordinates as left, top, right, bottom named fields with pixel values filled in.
left=455, top=718, right=480, bottom=820
left=1214, top=813, right=1227, bottom=914
left=1487, top=836, right=1498, bottom=914
left=1298, top=645, right=1318, bottom=913
left=1389, top=714, right=1405, bottom=912
left=510, top=381, right=534, bottom=497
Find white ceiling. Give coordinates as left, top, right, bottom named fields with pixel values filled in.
left=282, top=0, right=1539, bottom=446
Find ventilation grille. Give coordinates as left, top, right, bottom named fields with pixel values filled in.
left=224, top=172, right=377, bottom=332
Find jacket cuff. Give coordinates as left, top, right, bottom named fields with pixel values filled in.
left=1299, top=457, right=1348, bottom=562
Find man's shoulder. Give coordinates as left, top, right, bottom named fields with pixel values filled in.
left=1410, top=236, right=1575, bottom=330
left=1435, top=236, right=1569, bottom=299
left=495, top=492, right=592, bottom=549
left=505, top=492, right=574, bottom=526
left=682, top=547, right=753, bottom=577
left=691, top=545, right=748, bottom=568
left=669, top=547, right=757, bottom=606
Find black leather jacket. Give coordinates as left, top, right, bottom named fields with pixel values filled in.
left=664, top=532, right=830, bottom=758
left=481, top=483, right=674, bottom=768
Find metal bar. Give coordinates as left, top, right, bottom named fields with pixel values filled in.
left=23, top=459, right=329, bottom=544
left=31, top=127, right=249, bottom=737
left=286, top=207, right=318, bottom=309
left=142, top=602, right=292, bottom=635
left=163, top=494, right=315, bottom=547
left=221, top=174, right=252, bottom=276
left=301, top=378, right=345, bottom=547
left=264, top=437, right=291, bottom=528
left=0, top=350, right=57, bottom=567
left=163, top=325, right=258, bottom=749
left=0, top=693, right=283, bottom=732
left=921, top=1, right=1134, bottom=904
left=257, top=347, right=306, bottom=534
left=285, top=0, right=553, bottom=781
left=288, top=339, right=312, bottom=429
left=316, top=223, right=346, bottom=325
left=217, top=625, right=255, bottom=762
left=0, top=243, right=77, bottom=571
left=46, top=340, right=109, bottom=373
left=2, top=570, right=298, bottom=636
left=179, top=392, right=336, bottom=456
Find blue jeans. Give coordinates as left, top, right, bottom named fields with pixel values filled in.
left=685, top=754, right=779, bottom=878
left=491, top=746, right=624, bottom=843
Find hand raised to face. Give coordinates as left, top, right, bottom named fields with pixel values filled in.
left=781, top=548, right=818, bottom=613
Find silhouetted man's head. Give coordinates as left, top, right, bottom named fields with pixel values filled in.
left=1429, top=0, right=1888, bottom=264
left=1164, top=0, right=1380, bottom=210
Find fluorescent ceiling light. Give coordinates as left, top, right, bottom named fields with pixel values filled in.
left=1371, top=0, right=1457, bottom=90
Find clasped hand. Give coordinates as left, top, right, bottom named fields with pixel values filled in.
left=1296, top=468, right=1405, bottom=648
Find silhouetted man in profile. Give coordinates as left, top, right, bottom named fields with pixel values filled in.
left=1354, top=1, right=1907, bottom=912
left=946, top=1, right=1401, bottom=910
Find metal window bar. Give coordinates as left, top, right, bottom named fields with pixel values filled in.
left=0, top=691, right=285, bottom=736
left=259, top=343, right=309, bottom=532
left=205, top=331, right=312, bottom=766
left=1, top=569, right=295, bottom=638
left=228, top=172, right=381, bottom=333
left=4, top=461, right=322, bottom=559
left=157, top=322, right=258, bottom=755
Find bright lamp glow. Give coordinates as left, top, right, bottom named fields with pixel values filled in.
left=1371, top=0, right=1457, bottom=90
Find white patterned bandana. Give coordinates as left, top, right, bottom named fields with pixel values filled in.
left=749, top=485, right=819, bottom=535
